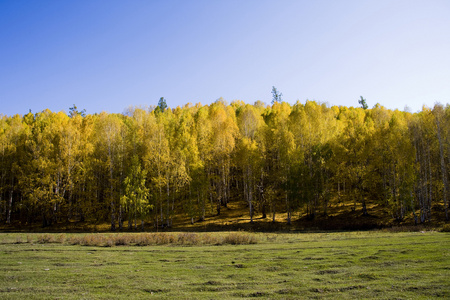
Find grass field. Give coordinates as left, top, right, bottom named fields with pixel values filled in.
left=0, top=231, right=449, bottom=299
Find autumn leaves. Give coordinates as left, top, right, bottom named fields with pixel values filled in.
left=0, top=101, right=448, bottom=228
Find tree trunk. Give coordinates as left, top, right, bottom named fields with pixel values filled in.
left=110, top=164, right=116, bottom=231
left=159, top=185, right=163, bottom=227
left=134, top=206, right=137, bottom=230
left=427, top=145, right=432, bottom=221
left=166, top=174, right=170, bottom=227
left=286, top=193, right=291, bottom=225
left=119, top=205, right=123, bottom=230
left=362, top=196, right=368, bottom=216
left=6, top=189, right=12, bottom=224
left=260, top=170, right=266, bottom=218
left=436, top=116, right=449, bottom=220
left=421, top=140, right=428, bottom=223
left=128, top=212, right=132, bottom=230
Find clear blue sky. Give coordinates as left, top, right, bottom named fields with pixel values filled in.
left=1, top=0, right=449, bottom=116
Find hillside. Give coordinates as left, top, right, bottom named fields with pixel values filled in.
left=2, top=197, right=448, bottom=233
left=175, top=198, right=449, bottom=232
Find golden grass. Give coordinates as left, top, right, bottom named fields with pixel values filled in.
left=62, top=232, right=258, bottom=247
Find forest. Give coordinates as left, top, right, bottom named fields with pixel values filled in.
left=0, top=98, right=449, bottom=230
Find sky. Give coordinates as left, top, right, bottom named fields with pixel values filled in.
left=1, top=0, right=449, bottom=116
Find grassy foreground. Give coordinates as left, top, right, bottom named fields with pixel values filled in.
left=0, top=231, right=449, bottom=299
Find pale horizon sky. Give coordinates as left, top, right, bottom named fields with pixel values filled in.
left=1, top=0, right=449, bottom=116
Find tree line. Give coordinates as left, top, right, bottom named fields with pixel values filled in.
left=0, top=99, right=449, bottom=229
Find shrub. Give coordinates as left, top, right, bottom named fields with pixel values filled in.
left=177, top=232, right=200, bottom=245
left=440, top=224, right=450, bottom=232
left=135, top=233, right=156, bottom=246
left=106, top=239, right=115, bottom=247
left=69, top=234, right=106, bottom=246
left=37, top=234, right=56, bottom=244
left=155, top=233, right=176, bottom=245
left=56, top=234, right=66, bottom=244
left=201, top=233, right=220, bottom=245
left=66, top=232, right=258, bottom=247
left=223, top=232, right=258, bottom=245
left=114, top=235, right=131, bottom=246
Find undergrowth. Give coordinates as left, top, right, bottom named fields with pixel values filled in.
left=32, top=232, right=258, bottom=247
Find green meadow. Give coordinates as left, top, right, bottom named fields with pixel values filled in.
left=0, top=231, right=449, bottom=299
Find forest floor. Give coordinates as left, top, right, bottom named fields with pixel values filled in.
left=0, top=231, right=448, bottom=299
left=176, top=200, right=399, bottom=232
left=2, top=197, right=448, bottom=233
